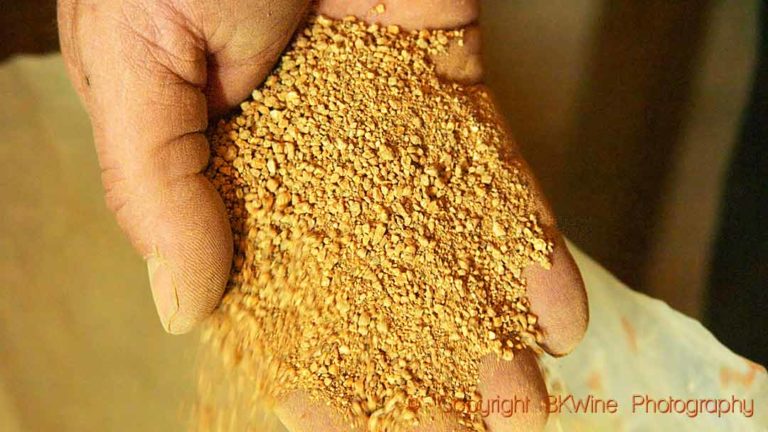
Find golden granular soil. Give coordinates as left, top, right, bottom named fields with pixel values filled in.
left=199, top=15, right=552, bottom=431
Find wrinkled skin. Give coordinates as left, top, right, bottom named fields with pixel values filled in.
left=58, top=0, right=589, bottom=430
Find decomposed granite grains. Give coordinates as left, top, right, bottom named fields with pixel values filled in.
left=199, top=14, right=553, bottom=432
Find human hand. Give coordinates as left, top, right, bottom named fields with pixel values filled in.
left=58, top=0, right=310, bottom=333
left=58, top=0, right=588, bottom=430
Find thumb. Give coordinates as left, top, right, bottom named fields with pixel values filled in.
left=58, top=0, right=308, bottom=333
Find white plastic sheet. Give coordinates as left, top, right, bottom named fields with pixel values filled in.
left=543, top=244, right=768, bottom=431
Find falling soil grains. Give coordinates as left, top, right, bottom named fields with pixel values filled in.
left=199, top=15, right=553, bottom=431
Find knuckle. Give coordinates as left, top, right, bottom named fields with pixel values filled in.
left=115, top=1, right=205, bottom=84
left=101, top=165, right=130, bottom=217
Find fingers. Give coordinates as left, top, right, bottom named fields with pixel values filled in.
left=317, top=0, right=478, bottom=30
left=275, top=391, right=362, bottom=432
left=519, top=163, right=589, bottom=356
left=524, top=236, right=589, bottom=356
left=276, top=392, right=475, bottom=432
left=59, top=0, right=227, bottom=334
left=416, top=415, right=473, bottom=432
left=273, top=356, right=550, bottom=432
left=195, top=0, right=311, bottom=116
left=318, top=0, right=482, bottom=83
left=57, top=0, right=308, bottom=333
left=477, top=351, right=548, bottom=432
left=274, top=355, right=552, bottom=432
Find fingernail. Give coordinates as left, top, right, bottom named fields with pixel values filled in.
left=146, top=255, right=180, bottom=333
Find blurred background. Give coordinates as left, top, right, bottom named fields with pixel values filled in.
left=480, top=0, right=766, bottom=366
left=0, top=0, right=765, bottom=430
